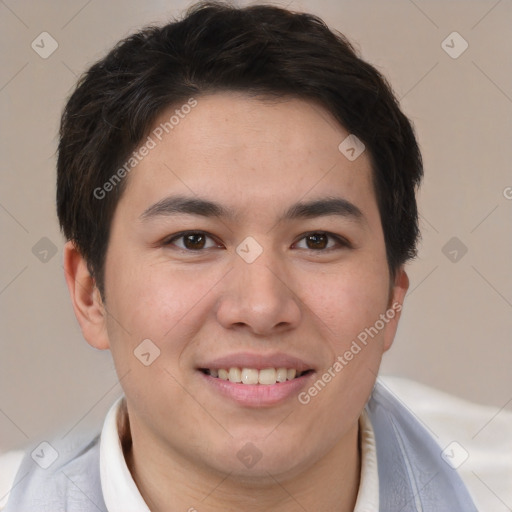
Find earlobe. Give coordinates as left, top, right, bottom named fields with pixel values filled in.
left=382, top=267, right=409, bottom=352
left=392, top=267, right=409, bottom=307
left=63, top=241, right=110, bottom=350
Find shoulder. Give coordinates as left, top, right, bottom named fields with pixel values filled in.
left=378, top=375, right=512, bottom=512
left=0, top=450, right=25, bottom=510
left=0, top=434, right=102, bottom=511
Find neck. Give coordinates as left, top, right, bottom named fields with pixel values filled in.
left=123, top=412, right=361, bottom=512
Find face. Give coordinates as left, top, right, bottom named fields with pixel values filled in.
left=78, top=93, right=407, bottom=480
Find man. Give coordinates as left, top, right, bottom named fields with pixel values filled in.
left=1, top=1, right=508, bottom=510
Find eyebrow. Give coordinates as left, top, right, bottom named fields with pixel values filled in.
left=140, top=196, right=233, bottom=220
left=139, top=195, right=364, bottom=223
left=281, top=196, right=363, bottom=222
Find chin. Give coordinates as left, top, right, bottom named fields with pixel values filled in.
left=204, top=436, right=315, bottom=482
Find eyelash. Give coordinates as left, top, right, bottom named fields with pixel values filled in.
left=162, top=231, right=351, bottom=252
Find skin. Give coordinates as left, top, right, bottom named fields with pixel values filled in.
left=64, top=92, right=409, bottom=512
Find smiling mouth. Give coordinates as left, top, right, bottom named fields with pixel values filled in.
left=199, top=367, right=313, bottom=385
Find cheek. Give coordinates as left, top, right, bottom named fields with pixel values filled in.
left=103, top=256, right=228, bottom=370
left=303, top=265, right=390, bottom=350
left=102, top=262, right=214, bottom=416
left=297, top=269, right=391, bottom=434
left=107, top=268, right=202, bottom=338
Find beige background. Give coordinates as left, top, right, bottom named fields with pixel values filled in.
left=0, top=0, right=511, bottom=453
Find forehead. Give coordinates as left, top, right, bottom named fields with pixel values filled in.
left=118, top=92, right=377, bottom=223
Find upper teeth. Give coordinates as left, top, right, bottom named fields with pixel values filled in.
left=208, top=367, right=299, bottom=385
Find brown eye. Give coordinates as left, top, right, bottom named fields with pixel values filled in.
left=164, top=231, right=220, bottom=251
left=183, top=233, right=206, bottom=250
left=294, top=232, right=350, bottom=251
left=305, top=233, right=328, bottom=250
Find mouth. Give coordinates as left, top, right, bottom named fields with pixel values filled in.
left=196, top=354, right=316, bottom=407
left=199, top=367, right=314, bottom=385
left=196, top=353, right=316, bottom=406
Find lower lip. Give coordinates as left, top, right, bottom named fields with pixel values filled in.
left=199, top=371, right=314, bottom=407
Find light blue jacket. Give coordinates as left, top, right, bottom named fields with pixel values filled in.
left=5, top=381, right=478, bottom=511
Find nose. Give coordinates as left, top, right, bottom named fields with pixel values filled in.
left=215, top=250, right=302, bottom=336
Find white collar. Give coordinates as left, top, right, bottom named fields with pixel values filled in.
left=100, top=397, right=150, bottom=511
left=355, top=408, right=380, bottom=511
left=100, top=397, right=379, bottom=511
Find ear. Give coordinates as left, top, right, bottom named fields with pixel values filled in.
left=63, top=241, right=110, bottom=350
left=382, top=267, right=409, bottom=352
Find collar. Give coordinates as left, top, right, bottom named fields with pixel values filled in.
left=100, top=397, right=379, bottom=512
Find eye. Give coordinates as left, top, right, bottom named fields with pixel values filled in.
left=163, top=231, right=222, bottom=251
left=293, top=232, right=349, bottom=251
